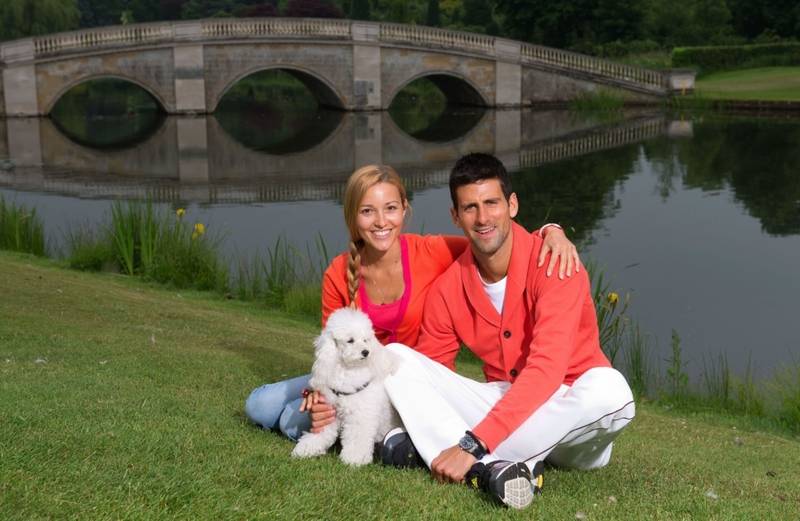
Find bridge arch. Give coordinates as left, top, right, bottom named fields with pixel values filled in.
left=44, top=74, right=169, bottom=116
left=210, top=65, right=347, bottom=113
left=387, top=71, right=489, bottom=109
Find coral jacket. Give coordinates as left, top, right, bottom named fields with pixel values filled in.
left=415, top=222, right=611, bottom=452
left=321, top=234, right=468, bottom=346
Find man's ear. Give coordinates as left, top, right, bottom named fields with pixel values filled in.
left=509, top=193, right=519, bottom=219
left=450, top=206, right=463, bottom=229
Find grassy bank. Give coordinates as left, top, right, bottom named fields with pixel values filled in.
left=2, top=250, right=799, bottom=519
left=694, top=67, right=800, bottom=101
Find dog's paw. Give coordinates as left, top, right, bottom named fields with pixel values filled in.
left=291, top=439, right=327, bottom=459
left=339, top=446, right=374, bottom=467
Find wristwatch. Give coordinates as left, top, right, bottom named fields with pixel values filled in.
left=458, top=430, right=487, bottom=460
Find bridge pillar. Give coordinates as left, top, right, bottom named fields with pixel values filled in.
left=354, top=112, right=382, bottom=168
left=177, top=116, right=210, bottom=202
left=352, top=22, right=381, bottom=111
left=495, top=40, right=522, bottom=108
left=173, top=22, right=207, bottom=114
left=495, top=110, right=521, bottom=172
left=1, top=39, right=39, bottom=116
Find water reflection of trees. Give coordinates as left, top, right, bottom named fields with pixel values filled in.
left=512, top=144, right=640, bottom=246
left=49, top=78, right=165, bottom=150
left=644, top=119, right=800, bottom=236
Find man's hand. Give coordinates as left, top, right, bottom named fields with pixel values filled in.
left=298, top=392, right=336, bottom=434
left=539, top=225, right=580, bottom=279
left=430, top=445, right=477, bottom=484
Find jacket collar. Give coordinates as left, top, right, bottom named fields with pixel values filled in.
left=459, top=222, right=534, bottom=326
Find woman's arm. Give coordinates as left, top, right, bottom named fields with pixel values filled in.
left=538, top=224, right=580, bottom=279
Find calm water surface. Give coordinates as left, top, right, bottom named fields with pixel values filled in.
left=1, top=84, right=798, bottom=380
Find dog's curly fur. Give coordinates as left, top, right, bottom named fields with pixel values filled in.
left=291, top=308, right=402, bottom=466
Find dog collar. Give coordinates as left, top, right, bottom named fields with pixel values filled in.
left=330, top=380, right=371, bottom=396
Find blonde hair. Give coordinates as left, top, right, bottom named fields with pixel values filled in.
left=342, top=165, right=410, bottom=307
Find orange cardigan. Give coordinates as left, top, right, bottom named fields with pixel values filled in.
left=321, top=234, right=468, bottom=346
left=414, top=222, right=611, bottom=451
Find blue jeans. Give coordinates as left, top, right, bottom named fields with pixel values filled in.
left=245, top=374, right=313, bottom=442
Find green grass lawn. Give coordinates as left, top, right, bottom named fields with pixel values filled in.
left=695, top=67, right=800, bottom=101
left=2, top=250, right=799, bottom=519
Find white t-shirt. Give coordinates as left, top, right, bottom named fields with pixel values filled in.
left=478, top=267, right=507, bottom=315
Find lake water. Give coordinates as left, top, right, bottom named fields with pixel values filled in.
left=1, top=86, right=798, bottom=381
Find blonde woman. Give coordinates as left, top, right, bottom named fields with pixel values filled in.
left=245, top=165, right=579, bottom=439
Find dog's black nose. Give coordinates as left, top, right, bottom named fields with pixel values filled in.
left=361, top=350, right=369, bottom=358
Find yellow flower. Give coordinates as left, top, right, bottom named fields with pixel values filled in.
left=607, top=292, right=619, bottom=305
left=176, top=208, right=185, bottom=216
left=191, top=232, right=198, bottom=240
left=194, top=223, right=205, bottom=235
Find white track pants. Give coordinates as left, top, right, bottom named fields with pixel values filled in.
left=384, top=343, right=636, bottom=470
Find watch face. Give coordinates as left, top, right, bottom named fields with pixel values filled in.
left=459, top=435, right=476, bottom=452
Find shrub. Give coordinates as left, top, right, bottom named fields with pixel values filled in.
left=0, top=194, right=47, bottom=256
left=671, top=42, right=800, bottom=75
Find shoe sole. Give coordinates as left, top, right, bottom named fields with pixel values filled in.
left=489, top=462, right=534, bottom=510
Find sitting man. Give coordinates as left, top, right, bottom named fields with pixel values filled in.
left=380, top=152, right=635, bottom=510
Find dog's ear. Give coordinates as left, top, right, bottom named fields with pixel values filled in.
left=309, top=328, right=339, bottom=390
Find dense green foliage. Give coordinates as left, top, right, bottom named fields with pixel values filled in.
left=0, top=0, right=81, bottom=41
left=494, top=0, right=798, bottom=59
left=672, top=42, right=800, bottom=75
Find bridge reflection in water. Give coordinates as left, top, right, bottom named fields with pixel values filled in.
left=0, top=109, right=691, bottom=203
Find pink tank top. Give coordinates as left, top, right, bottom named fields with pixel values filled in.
left=358, top=236, right=412, bottom=344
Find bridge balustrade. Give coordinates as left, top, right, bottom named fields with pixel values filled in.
left=11, top=18, right=668, bottom=91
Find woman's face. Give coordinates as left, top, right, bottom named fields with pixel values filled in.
left=356, top=182, right=407, bottom=256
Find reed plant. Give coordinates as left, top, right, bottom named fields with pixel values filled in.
left=231, top=233, right=332, bottom=318
left=0, top=194, right=46, bottom=256
left=622, top=323, right=656, bottom=400
left=586, top=258, right=632, bottom=365
left=60, top=220, right=117, bottom=272
left=568, top=89, right=627, bottom=111
left=146, top=209, right=229, bottom=291
left=769, top=353, right=800, bottom=434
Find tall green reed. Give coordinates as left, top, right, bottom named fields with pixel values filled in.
left=232, top=232, right=332, bottom=318
left=586, top=258, right=632, bottom=365
left=0, top=194, right=47, bottom=256
left=769, top=352, right=800, bottom=434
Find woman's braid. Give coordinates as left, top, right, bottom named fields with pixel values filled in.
left=346, top=239, right=362, bottom=309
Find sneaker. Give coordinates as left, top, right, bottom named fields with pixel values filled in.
left=380, top=428, right=425, bottom=469
left=465, top=460, right=540, bottom=510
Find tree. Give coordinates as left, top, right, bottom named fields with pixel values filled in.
left=0, top=0, right=81, bottom=42
left=244, top=2, right=279, bottom=16
left=161, top=0, right=189, bottom=19
left=463, top=0, right=492, bottom=27
left=350, top=0, right=370, bottom=20
left=388, top=0, right=409, bottom=24
left=283, top=0, right=343, bottom=17
left=180, top=0, right=234, bottom=18
left=728, top=0, right=800, bottom=40
left=426, top=0, right=440, bottom=27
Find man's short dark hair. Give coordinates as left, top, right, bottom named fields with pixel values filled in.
left=449, top=153, right=513, bottom=209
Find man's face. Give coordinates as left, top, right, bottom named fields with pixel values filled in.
left=450, top=179, right=518, bottom=256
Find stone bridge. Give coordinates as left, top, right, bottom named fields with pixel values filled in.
left=0, top=18, right=695, bottom=116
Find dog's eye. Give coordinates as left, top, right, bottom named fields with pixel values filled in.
left=347, top=338, right=354, bottom=344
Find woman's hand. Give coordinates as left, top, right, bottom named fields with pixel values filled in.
left=299, top=391, right=337, bottom=434
left=539, top=225, right=580, bottom=279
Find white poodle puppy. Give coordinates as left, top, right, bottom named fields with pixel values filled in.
left=291, top=307, right=402, bottom=466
